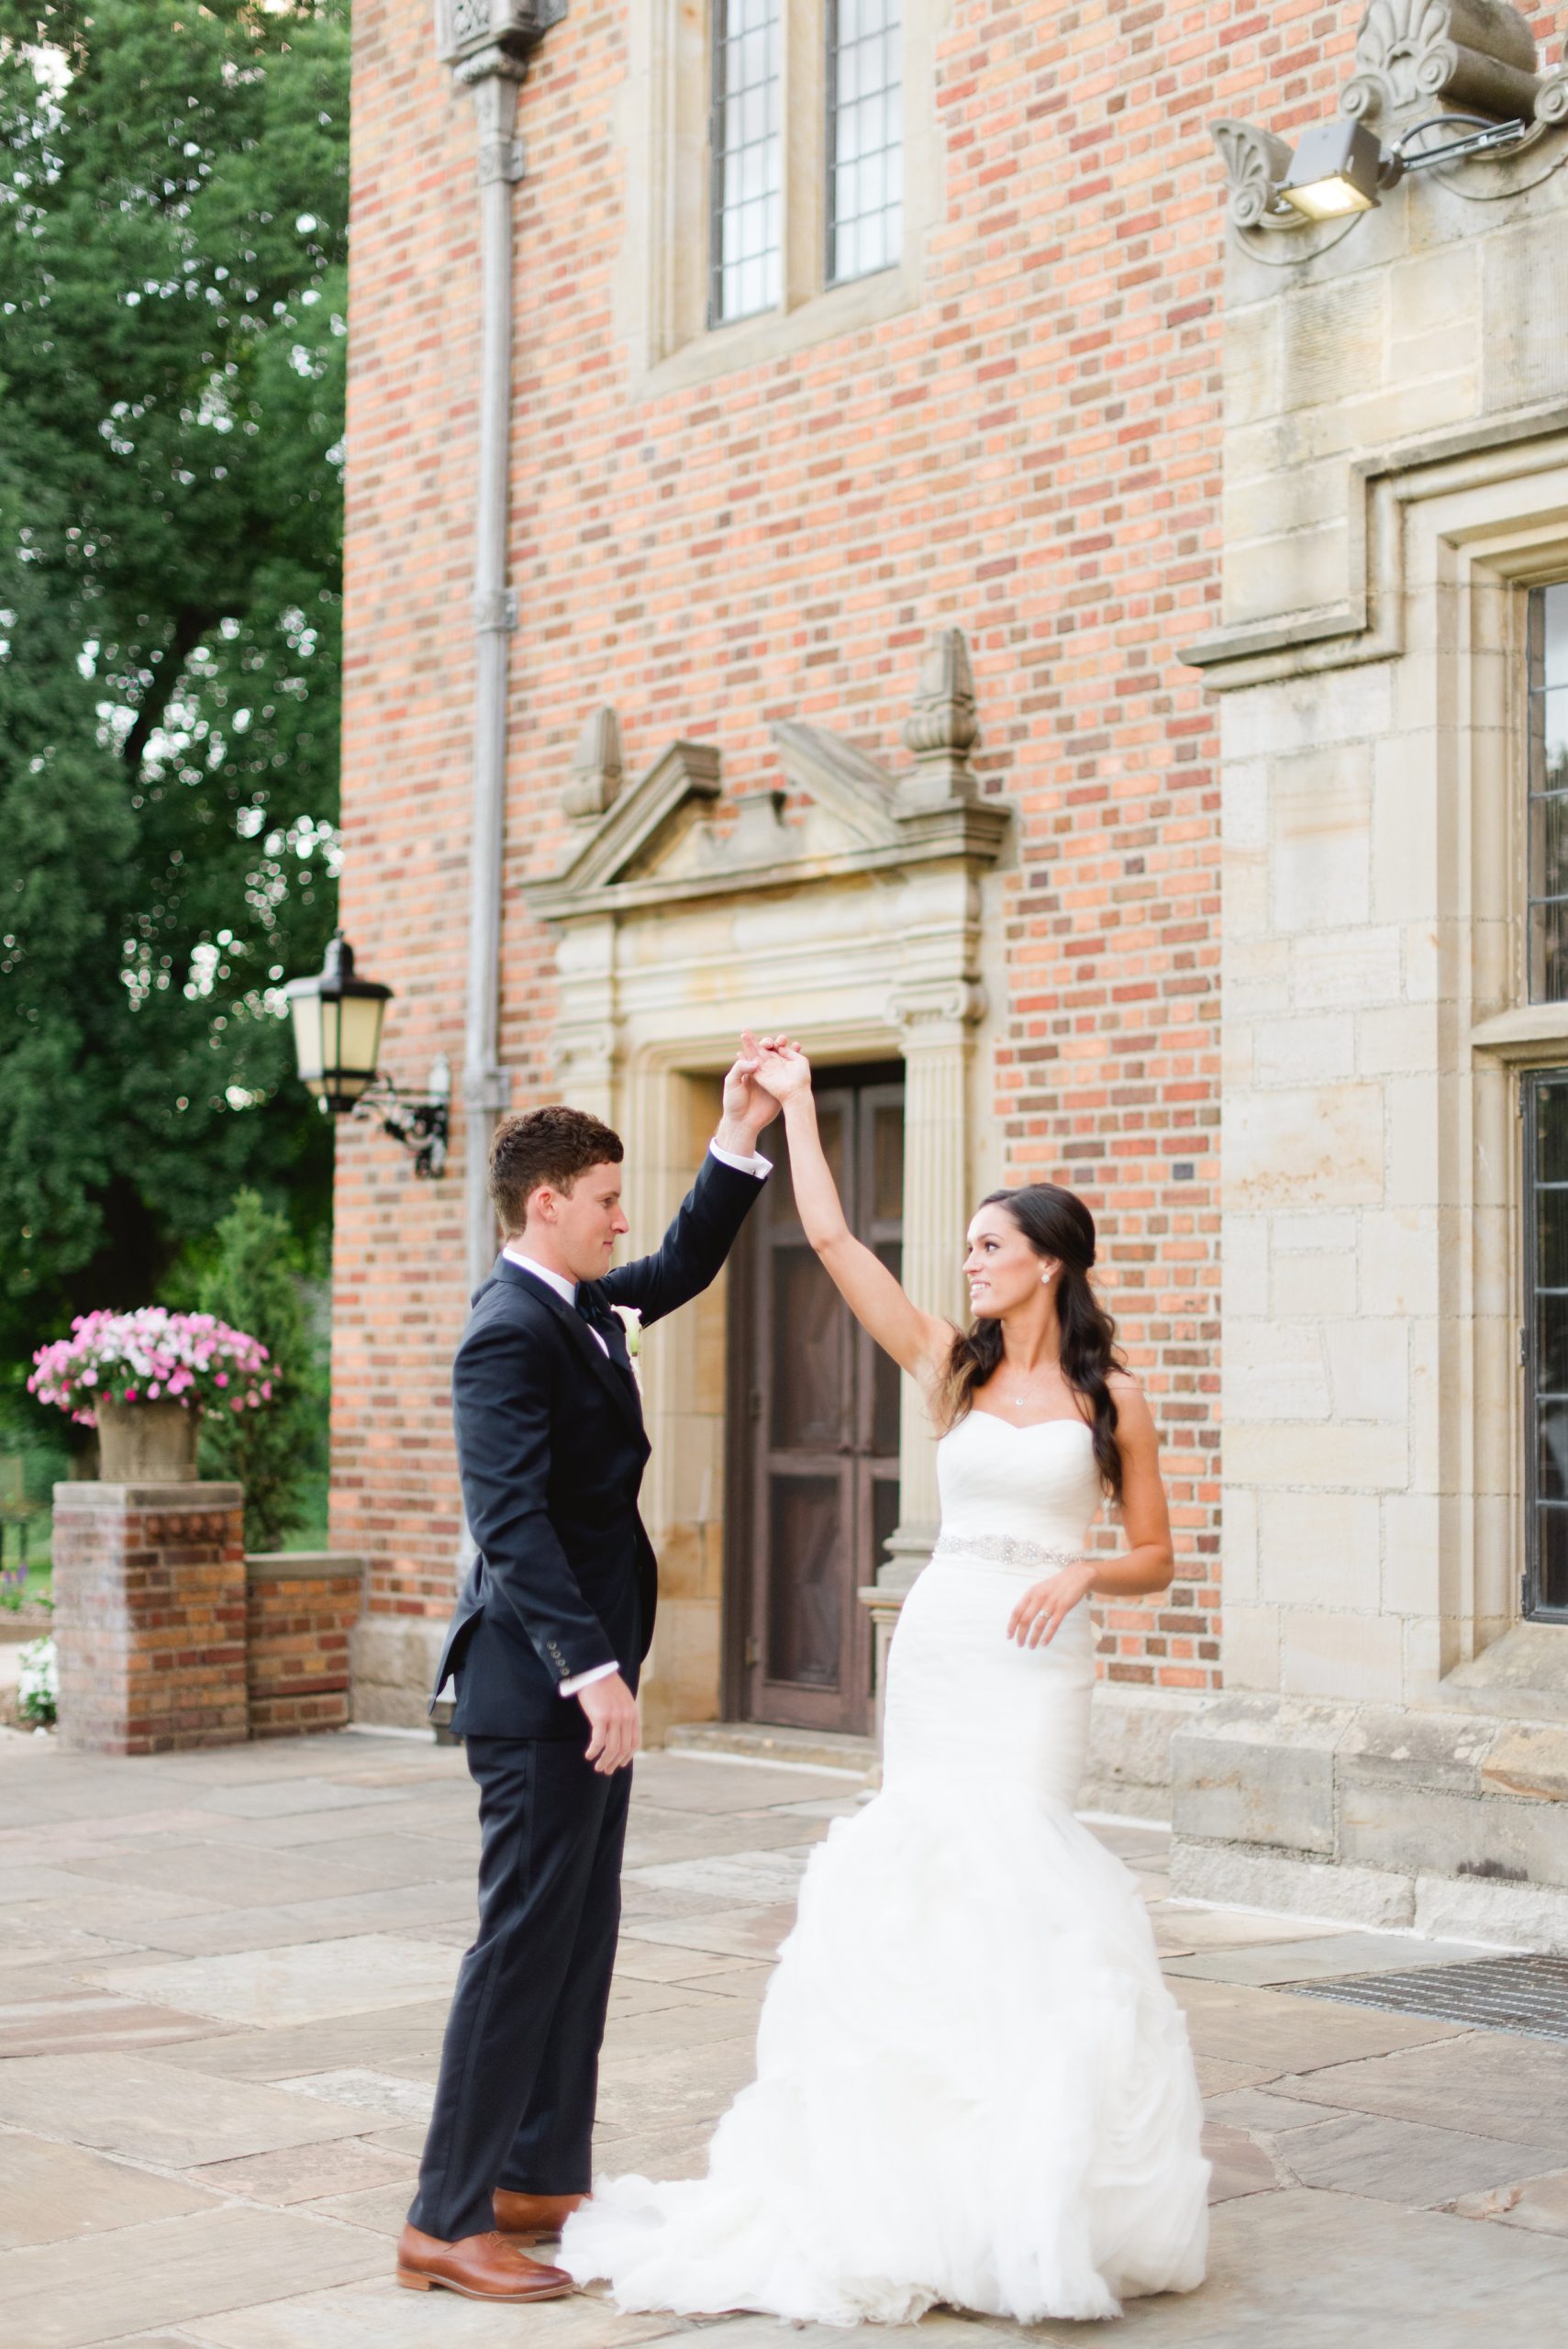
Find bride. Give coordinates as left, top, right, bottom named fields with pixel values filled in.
left=562, top=1037, right=1209, bottom=2325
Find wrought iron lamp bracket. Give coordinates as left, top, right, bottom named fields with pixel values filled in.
left=355, top=1063, right=452, bottom=1181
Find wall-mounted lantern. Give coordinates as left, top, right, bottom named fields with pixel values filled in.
left=284, top=934, right=450, bottom=1178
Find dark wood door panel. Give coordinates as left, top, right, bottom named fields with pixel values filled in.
left=764, top=1474, right=847, bottom=1690
left=729, top=1063, right=904, bottom=1735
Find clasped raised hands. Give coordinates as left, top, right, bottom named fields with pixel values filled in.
left=745, top=1031, right=812, bottom=1103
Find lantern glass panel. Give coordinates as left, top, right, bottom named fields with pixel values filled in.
left=337, top=991, right=385, bottom=1085
left=290, top=994, right=326, bottom=1086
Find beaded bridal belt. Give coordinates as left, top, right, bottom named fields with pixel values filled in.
left=931, top=1529, right=1082, bottom=1572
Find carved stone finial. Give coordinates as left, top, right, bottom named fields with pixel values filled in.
left=1211, top=119, right=1296, bottom=230
left=1340, top=2, right=1540, bottom=128
left=563, top=706, right=624, bottom=824
left=896, top=628, right=978, bottom=815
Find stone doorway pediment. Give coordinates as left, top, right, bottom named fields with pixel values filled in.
left=528, top=629, right=1009, bottom=922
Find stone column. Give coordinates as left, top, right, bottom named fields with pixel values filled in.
left=52, top=1483, right=247, bottom=1754
left=862, top=981, right=984, bottom=1732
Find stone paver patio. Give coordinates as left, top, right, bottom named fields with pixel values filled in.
left=5, top=1728, right=1568, bottom=2347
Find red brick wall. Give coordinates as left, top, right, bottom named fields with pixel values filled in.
left=333, top=2, right=475, bottom=1616
left=335, top=4, right=1567, bottom=1690
left=52, top=1486, right=249, bottom=1754
left=246, top=1557, right=366, bottom=1737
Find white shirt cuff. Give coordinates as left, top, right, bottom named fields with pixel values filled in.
left=708, top=1139, right=773, bottom=1179
left=560, top=1660, right=619, bottom=1698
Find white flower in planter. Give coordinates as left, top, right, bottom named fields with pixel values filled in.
left=17, top=1636, right=57, bottom=1732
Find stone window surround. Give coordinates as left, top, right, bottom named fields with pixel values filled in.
left=1418, top=458, right=1568, bottom=1709
left=1208, top=431, right=1568, bottom=1712
left=1185, top=414, right=1568, bottom=1734
left=615, top=0, right=949, bottom=393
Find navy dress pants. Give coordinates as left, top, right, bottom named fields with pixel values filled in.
left=407, top=1734, right=631, bottom=2243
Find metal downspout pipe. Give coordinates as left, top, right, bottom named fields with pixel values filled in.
left=460, top=57, right=525, bottom=1298
left=436, top=5, right=568, bottom=1299
left=435, top=6, right=568, bottom=1597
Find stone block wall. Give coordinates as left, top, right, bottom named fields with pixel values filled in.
left=1173, top=1693, right=1568, bottom=1952
left=51, top=1484, right=248, bottom=1755
left=246, top=1553, right=367, bottom=1739
left=1197, top=30, right=1568, bottom=1724
left=1173, top=7, right=1568, bottom=1923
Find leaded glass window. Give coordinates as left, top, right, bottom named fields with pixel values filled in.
left=1527, top=584, right=1568, bottom=1000
left=709, top=0, right=783, bottom=326
left=827, top=0, right=902, bottom=284
left=1525, top=1071, right=1568, bottom=1619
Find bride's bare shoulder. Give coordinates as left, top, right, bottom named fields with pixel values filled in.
left=1106, top=1371, right=1155, bottom=1442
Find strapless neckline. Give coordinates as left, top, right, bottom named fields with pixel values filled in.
left=961, top=1412, right=1093, bottom=1439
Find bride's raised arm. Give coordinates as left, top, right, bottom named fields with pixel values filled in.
left=751, top=1035, right=954, bottom=1385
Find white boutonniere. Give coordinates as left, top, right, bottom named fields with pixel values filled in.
left=611, top=1304, right=642, bottom=1391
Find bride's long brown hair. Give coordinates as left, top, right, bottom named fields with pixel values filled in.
left=939, top=1183, right=1127, bottom=1500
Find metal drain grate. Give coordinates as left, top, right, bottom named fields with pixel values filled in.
left=1295, top=1953, right=1568, bottom=2043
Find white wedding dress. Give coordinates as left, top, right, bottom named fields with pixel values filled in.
left=562, top=1410, right=1209, bottom=2324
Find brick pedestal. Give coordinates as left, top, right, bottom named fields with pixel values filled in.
left=51, top=1482, right=248, bottom=1754
left=245, top=1553, right=366, bottom=1737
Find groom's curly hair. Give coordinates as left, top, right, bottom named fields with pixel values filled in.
left=490, top=1105, right=624, bottom=1234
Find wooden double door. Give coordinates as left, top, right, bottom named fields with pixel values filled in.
left=728, top=1065, right=904, bottom=1737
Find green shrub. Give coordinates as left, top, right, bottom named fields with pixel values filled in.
left=195, top=1190, right=328, bottom=1553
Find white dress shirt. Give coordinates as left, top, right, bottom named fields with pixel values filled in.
left=501, top=1138, right=771, bottom=1698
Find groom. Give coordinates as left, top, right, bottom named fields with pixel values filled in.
left=396, top=1048, right=778, bottom=2301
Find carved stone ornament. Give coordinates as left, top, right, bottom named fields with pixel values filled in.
left=563, top=706, right=624, bottom=823
left=1211, top=120, right=1295, bottom=230
left=884, top=979, right=988, bottom=1033
left=1340, top=2, right=1540, bottom=128
left=897, top=627, right=979, bottom=814
left=1536, top=40, right=1568, bottom=128
left=435, top=0, right=568, bottom=74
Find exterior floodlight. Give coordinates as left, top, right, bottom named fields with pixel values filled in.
left=1278, top=118, right=1401, bottom=219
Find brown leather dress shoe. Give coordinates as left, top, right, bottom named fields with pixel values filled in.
left=494, top=2187, right=590, bottom=2242
left=395, top=2222, right=574, bottom=2300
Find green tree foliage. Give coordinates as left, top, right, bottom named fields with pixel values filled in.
left=196, top=1186, right=322, bottom=1552
left=0, top=1, right=348, bottom=1389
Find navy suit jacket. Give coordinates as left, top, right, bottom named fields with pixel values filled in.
left=434, top=1150, right=766, bottom=1740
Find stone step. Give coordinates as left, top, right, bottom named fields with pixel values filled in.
left=661, top=1719, right=878, bottom=1780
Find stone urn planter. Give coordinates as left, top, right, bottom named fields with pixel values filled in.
left=94, top=1397, right=201, bottom=1483
left=28, top=1307, right=272, bottom=1488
